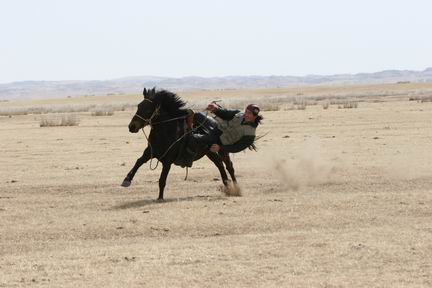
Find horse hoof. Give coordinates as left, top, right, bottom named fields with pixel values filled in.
left=156, top=198, right=165, bottom=202
left=221, top=183, right=242, bottom=197
left=121, top=180, right=131, bottom=187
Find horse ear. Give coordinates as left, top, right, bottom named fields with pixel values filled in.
left=143, top=88, right=147, bottom=98
left=145, top=87, right=156, bottom=101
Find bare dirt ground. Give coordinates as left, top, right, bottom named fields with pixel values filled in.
left=1, top=84, right=432, bottom=287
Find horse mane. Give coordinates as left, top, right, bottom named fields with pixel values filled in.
left=151, top=89, right=187, bottom=116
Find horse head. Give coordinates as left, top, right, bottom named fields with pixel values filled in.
left=128, top=87, right=159, bottom=133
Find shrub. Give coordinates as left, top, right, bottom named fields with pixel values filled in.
left=337, top=101, right=358, bottom=109
left=419, top=95, right=432, bottom=103
left=40, top=114, right=79, bottom=127
left=296, top=103, right=307, bottom=110
left=91, top=109, right=114, bottom=116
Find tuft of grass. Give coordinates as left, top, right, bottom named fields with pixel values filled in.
left=409, top=95, right=432, bottom=102
left=91, top=109, right=114, bottom=116
left=291, top=98, right=307, bottom=110
left=338, top=101, right=358, bottom=109
left=40, top=114, right=79, bottom=127
left=259, top=102, right=281, bottom=111
left=296, top=103, right=307, bottom=110
left=0, top=103, right=134, bottom=117
left=421, top=96, right=432, bottom=102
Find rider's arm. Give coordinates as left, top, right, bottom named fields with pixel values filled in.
left=213, top=108, right=240, bottom=121
left=219, top=135, right=255, bottom=153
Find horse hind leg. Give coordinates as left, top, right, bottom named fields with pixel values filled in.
left=206, top=151, right=229, bottom=187
left=220, top=152, right=241, bottom=196
left=221, top=152, right=237, bottom=183
left=121, top=148, right=151, bottom=187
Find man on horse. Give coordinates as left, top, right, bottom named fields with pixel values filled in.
left=123, top=87, right=262, bottom=199
left=189, top=103, right=263, bottom=154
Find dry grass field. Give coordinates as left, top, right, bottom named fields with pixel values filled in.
left=1, top=83, right=432, bottom=287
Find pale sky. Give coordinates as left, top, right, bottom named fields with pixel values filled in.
left=1, top=0, right=431, bottom=83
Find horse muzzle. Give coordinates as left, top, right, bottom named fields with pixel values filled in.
left=128, top=122, right=140, bottom=133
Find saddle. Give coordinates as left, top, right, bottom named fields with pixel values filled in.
left=174, top=112, right=218, bottom=168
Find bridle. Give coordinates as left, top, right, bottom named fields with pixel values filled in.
left=133, top=98, right=161, bottom=126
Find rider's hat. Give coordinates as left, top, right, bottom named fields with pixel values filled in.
left=246, top=104, right=260, bottom=116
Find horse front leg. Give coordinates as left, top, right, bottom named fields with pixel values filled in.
left=157, top=162, right=172, bottom=201
left=206, top=152, right=229, bottom=187
left=121, top=148, right=151, bottom=187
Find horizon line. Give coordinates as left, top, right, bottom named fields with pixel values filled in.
left=1, top=66, right=432, bottom=85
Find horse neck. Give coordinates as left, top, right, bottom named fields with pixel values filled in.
left=150, top=109, right=177, bottom=132
left=152, top=108, right=170, bottom=124
left=148, top=109, right=181, bottom=148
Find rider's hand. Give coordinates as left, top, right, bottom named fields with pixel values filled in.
left=210, top=144, right=220, bottom=153
left=206, top=103, right=218, bottom=112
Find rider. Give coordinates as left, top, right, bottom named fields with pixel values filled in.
left=192, top=103, right=263, bottom=153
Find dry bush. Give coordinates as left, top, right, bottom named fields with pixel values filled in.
left=91, top=108, right=114, bottom=116
left=120, top=104, right=134, bottom=111
left=336, top=101, right=358, bottom=109
left=294, top=99, right=308, bottom=110
left=0, top=108, right=28, bottom=116
left=292, top=97, right=306, bottom=106
left=40, top=118, right=54, bottom=127
left=409, top=96, right=422, bottom=102
left=187, top=91, right=372, bottom=113
left=186, top=90, right=403, bottom=113
left=330, top=99, right=345, bottom=105
left=193, top=95, right=312, bottom=112
left=259, top=102, right=281, bottom=111
left=345, top=101, right=358, bottom=109
left=296, top=103, right=307, bottom=110
left=40, top=114, right=79, bottom=127
left=226, top=97, right=285, bottom=111
left=0, top=103, right=134, bottom=116
left=421, top=96, right=432, bottom=102
left=409, top=95, right=432, bottom=102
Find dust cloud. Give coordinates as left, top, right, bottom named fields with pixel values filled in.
left=271, top=138, right=338, bottom=190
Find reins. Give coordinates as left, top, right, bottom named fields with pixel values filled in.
left=136, top=102, right=209, bottom=175
left=141, top=125, right=190, bottom=171
left=134, top=112, right=187, bottom=126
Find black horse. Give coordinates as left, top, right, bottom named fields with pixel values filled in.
left=121, top=87, right=237, bottom=200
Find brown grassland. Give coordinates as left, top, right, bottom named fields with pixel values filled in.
left=1, top=83, right=432, bottom=287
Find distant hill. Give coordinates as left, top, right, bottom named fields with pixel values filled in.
left=1, top=68, right=432, bottom=100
